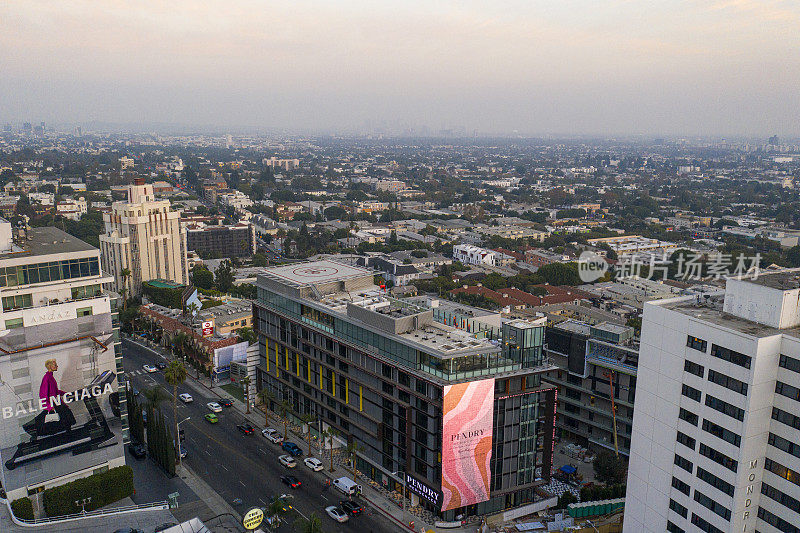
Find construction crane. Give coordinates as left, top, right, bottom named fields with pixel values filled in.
left=602, top=370, right=629, bottom=458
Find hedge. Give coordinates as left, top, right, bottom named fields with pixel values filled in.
left=11, top=497, right=34, bottom=520
left=142, top=281, right=184, bottom=309
left=42, top=465, right=134, bottom=517
left=579, top=483, right=626, bottom=502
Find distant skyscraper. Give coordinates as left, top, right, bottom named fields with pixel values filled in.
left=22, top=122, right=32, bottom=134
left=768, top=135, right=779, bottom=146
left=624, top=270, right=800, bottom=533
left=99, top=179, right=188, bottom=296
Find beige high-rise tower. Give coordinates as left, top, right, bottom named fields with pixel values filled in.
left=100, top=178, right=188, bottom=296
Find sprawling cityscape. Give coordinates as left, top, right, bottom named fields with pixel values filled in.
left=1, top=2, right=799, bottom=533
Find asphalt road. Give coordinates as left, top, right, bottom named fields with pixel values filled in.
left=123, top=338, right=401, bottom=533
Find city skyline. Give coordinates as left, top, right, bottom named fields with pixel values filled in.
left=2, top=1, right=799, bottom=137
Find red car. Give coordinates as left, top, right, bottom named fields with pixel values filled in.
left=281, top=475, right=302, bottom=488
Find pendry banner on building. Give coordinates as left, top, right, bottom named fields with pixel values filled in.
left=441, top=378, right=495, bottom=511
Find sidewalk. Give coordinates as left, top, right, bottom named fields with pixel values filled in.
left=0, top=497, right=176, bottom=533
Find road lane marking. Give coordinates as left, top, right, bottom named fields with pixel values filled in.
left=221, top=464, right=230, bottom=471
left=239, top=480, right=246, bottom=487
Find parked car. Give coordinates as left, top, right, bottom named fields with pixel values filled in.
left=237, top=423, right=255, bottom=435
left=155, top=362, right=167, bottom=370
left=282, top=441, right=303, bottom=456
left=281, top=475, right=302, bottom=488
left=204, top=413, right=219, bottom=424
left=218, top=398, right=233, bottom=408
left=207, top=402, right=222, bottom=413
left=303, top=457, right=324, bottom=471
left=278, top=454, right=297, bottom=468
left=142, top=364, right=157, bottom=373
left=179, top=393, right=193, bottom=403
left=340, top=500, right=363, bottom=516
left=325, top=505, right=349, bottom=523
left=128, top=442, right=147, bottom=460
left=261, top=427, right=282, bottom=442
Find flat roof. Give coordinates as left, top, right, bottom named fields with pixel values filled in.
left=1, top=226, right=96, bottom=259
left=261, top=260, right=373, bottom=288
left=743, top=269, right=800, bottom=290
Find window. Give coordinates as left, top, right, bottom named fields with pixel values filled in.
left=704, top=395, right=744, bottom=421
left=694, top=490, right=731, bottom=520
left=699, top=443, right=738, bottom=472
left=2, top=293, right=32, bottom=311
left=710, top=344, right=751, bottom=369
left=667, top=522, right=685, bottom=533
left=768, top=433, right=800, bottom=461
left=677, top=431, right=696, bottom=450
left=669, top=498, right=688, bottom=519
left=691, top=513, right=725, bottom=533
left=71, top=284, right=101, bottom=300
left=681, top=384, right=701, bottom=402
left=687, top=336, right=707, bottom=353
left=684, top=359, right=704, bottom=378
left=696, top=467, right=734, bottom=497
left=707, top=369, right=747, bottom=395
left=4, top=318, right=22, bottom=329
left=76, top=307, right=92, bottom=318
left=701, top=419, right=740, bottom=447
left=672, top=476, right=691, bottom=496
left=757, top=506, right=800, bottom=533
left=674, top=453, right=693, bottom=473
left=764, top=458, right=800, bottom=488
left=679, top=408, right=699, bottom=426
left=776, top=381, right=800, bottom=402
left=772, top=407, right=800, bottom=431
left=779, top=354, right=800, bottom=374
left=761, top=482, right=800, bottom=514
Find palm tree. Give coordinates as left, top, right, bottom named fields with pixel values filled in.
left=120, top=267, right=131, bottom=310
left=266, top=495, right=289, bottom=528
left=278, top=399, right=291, bottom=441
left=172, top=331, right=188, bottom=358
left=241, top=376, right=251, bottom=414
left=293, top=512, right=323, bottom=533
left=322, top=427, right=339, bottom=472
left=257, top=388, right=274, bottom=428
left=300, top=413, right=315, bottom=455
left=185, top=301, right=199, bottom=318
left=142, top=385, right=169, bottom=415
left=164, top=360, right=187, bottom=465
left=346, top=440, right=363, bottom=480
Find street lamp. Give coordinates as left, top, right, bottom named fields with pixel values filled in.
left=75, top=497, right=91, bottom=515
left=176, top=416, right=191, bottom=469
left=392, top=471, right=407, bottom=524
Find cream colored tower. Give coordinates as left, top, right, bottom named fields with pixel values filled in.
left=100, top=178, right=188, bottom=296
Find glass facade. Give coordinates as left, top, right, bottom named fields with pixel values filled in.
left=0, top=257, right=100, bottom=287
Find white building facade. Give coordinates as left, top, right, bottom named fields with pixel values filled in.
left=452, top=244, right=500, bottom=267
left=624, top=270, right=800, bottom=533
left=100, top=179, right=188, bottom=296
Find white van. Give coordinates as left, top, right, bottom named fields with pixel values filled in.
left=332, top=476, right=362, bottom=496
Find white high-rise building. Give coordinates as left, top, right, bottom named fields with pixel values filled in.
left=100, top=178, right=188, bottom=296
left=624, top=269, right=800, bottom=533
left=0, top=221, right=126, bottom=500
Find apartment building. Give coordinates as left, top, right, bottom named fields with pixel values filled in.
left=100, top=178, right=188, bottom=296
left=186, top=223, right=255, bottom=258
left=254, top=261, right=558, bottom=520
left=453, top=244, right=514, bottom=267
left=0, top=223, right=127, bottom=500
left=624, top=270, right=800, bottom=533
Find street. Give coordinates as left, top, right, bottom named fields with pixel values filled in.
left=123, top=338, right=402, bottom=533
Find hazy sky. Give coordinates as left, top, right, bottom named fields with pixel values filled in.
left=2, top=1, right=799, bottom=136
